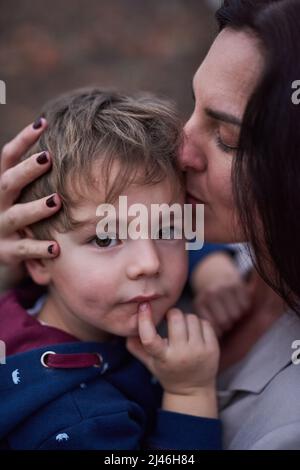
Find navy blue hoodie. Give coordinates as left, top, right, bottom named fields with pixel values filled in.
left=0, top=286, right=221, bottom=450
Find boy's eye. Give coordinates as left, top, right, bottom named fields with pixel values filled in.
left=158, top=226, right=177, bottom=240
left=90, top=235, right=119, bottom=248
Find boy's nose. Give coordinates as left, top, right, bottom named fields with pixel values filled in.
left=126, top=240, right=161, bottom=280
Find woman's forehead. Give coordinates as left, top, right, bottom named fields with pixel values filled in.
left=193, top=28, right=264, bottom=118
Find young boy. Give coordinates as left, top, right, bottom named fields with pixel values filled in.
left=0, top=88, right=221, bottom=450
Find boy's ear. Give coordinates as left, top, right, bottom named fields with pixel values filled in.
left=21, top=228, right=52, bottom=286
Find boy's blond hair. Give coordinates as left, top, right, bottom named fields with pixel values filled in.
left=19, top=87, right=184, bottom=239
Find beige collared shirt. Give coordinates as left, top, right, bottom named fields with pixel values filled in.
left=218, top=310, right=300, bottom=449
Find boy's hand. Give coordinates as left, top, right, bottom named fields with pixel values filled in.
left=191, top=252, right=251, bottom=337
left=126, top=303, right=220, bottom=418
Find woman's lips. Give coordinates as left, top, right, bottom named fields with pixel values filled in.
left=186, top=192, right=206, bottom=205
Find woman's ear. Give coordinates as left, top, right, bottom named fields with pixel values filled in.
left=21, top=228, right=52, bottom=286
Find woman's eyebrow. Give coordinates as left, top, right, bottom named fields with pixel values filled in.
left=205, top=107, right=242, bottom=127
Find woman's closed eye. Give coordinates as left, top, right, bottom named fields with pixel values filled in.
left=215, top=127, right=239, bottom=154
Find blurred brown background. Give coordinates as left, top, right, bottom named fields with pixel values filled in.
left=0, top=0, right=218, bottom=147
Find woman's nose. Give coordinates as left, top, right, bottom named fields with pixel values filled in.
left=179, top=118, right=207, bottom=173
left=126, top=240, right=161, bottom=280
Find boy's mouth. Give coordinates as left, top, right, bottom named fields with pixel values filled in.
left=126, top=294, right=162, bottom=303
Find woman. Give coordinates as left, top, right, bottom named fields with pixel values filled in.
left=181, top=0, right=300, bottom=449
left=1, top=0, right=300, bottom=449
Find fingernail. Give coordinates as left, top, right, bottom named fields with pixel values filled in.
left=36, top=152, right=48, bottom=164
left=139, top=302, right=149, bottom=312
left=46, top=195, right=57, bottom=208
left=33, top=117, right=43, bottom=130
left=48, top=244, right=55, bottom=255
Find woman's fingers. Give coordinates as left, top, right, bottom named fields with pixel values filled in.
left=219, top=289, right=241, bottom=321
left=204, top=296, right=233, bottom=332
left=137, top=302, right=166, bottom=359
left=0, top=119, right=62, bottom=268
left=167, top=308, right=189, bottom=346
left=0, top=118, right=47, bottom=174
left=0, top=194, right=61, bottom=237
left=236, top=284, right=251, bottom=311
left=0, top=151, right=52, bottom=209
left=0, top=238, right=59, bottom=264
left=194, top=301, right=223, bottom=338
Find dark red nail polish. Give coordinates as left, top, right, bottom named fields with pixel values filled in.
left=36, top=152, right=48, bottom=164
left=46, top=195, right=57, bottom=208
left=33, top=117, right=43, bottom=130
left=48, top=244, right=55, bottom=254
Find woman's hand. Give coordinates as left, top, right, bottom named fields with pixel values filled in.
left=0, top=119, right=61, bottom=270
left=191, top=252, right=251, bottom=337
left=126, top=303, right=219, bottom=418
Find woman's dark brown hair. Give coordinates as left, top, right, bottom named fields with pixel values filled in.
left=216, top=0, right=300, bottom=312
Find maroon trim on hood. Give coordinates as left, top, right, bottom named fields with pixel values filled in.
left=42, top=351, right=102, bottom=369
left=0, top=285, right=79, bottom=357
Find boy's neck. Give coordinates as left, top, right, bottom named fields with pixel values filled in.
left=37, top=294, right=113, bottom=343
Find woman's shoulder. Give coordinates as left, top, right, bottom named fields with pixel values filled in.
left=220, top=309, right=300, bottom=449
left=244, top=361, right=300, bottom=449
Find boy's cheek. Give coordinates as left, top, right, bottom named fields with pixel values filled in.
left=55, top=269, right=111, bottom=293
left=54, top=262, right=117, bottom=299
left=52, top=275, right=111, bottom=313
left=174, top=242, right=188, bottom=272
left=172, top=251, right=189, bottom=293
left=162, top=256, right=188, bottom=301
left=161, top=243, right=188, bottom=286
left=50, top=251, right=105, bottom=279
left=48, top=250, right=118, bottom=300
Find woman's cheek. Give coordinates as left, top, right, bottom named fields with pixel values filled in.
left=212, top=158, right=234, bottom=207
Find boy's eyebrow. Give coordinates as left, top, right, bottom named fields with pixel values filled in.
left=72, top=215, right=130, bottom=231
left=72, top=217, right=101, bottom=231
